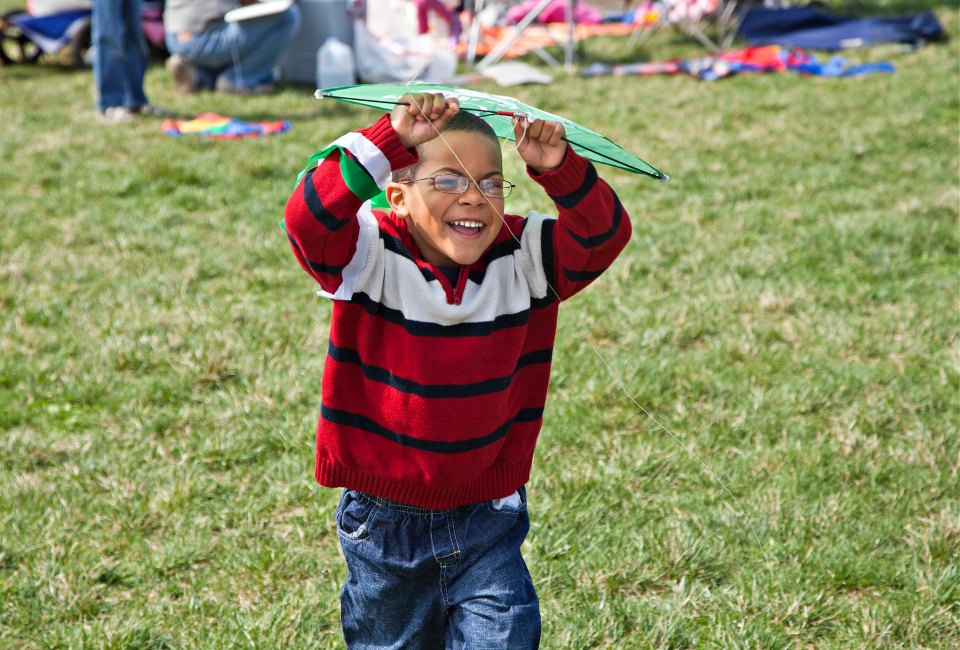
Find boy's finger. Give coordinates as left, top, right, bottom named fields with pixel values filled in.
left=526, top=119, right=544, bottom=141
left=419, top=93, right=437, bottom=118
left=435, top=101, right=460, bottom=129
left=547, top=121, right=565, bottom=146
left=407, top=93, right=434, bottom=117
left=427, top=93, right=449, bottom=119
left=409, top=93, right=430, bottom=117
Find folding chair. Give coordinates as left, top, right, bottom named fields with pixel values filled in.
left=466, top=0, right=580, bottom=70
left=628, top=0, right=741, bottom=51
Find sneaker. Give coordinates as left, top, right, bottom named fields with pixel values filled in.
left=215, top=76, right=276, bottom=96
left=134, top=104, right=177, bottom=118
left=96, top=106, right=136, bottom=124
left=165, top=54, right=198, bottom=94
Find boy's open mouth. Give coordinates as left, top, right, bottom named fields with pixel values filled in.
left=448, top=220, right=485, bottom=238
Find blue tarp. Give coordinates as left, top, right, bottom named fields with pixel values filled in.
left=11, top=9, right=90, bottom=53
left=737, top=6, right=945, bottom=50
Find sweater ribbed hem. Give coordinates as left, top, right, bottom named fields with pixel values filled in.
left=315, top=457, right=533, bottom=510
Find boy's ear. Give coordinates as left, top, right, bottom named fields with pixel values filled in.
left=385, top=182, right=409, bottom=218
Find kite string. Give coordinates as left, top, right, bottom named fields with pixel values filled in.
left=504, top=116, right=528, bottom=154
left=400, top=89, right=771, bottom=563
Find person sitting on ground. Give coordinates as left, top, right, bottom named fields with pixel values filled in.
left=162, top=0, right=301, bottom=95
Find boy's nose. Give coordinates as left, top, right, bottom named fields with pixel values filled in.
left=458, top=181, right=486, bottom=205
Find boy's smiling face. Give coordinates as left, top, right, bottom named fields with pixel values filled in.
left=388, top=131, right=505, bottom=267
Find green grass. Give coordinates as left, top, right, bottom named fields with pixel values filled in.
left=1, top=5, right=958, bottom=648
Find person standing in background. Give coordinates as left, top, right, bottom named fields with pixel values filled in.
left=414, top=0, right=462, bottom=44
left=93, top=0, right=168, bottom=123
left=163, top=0, right=301, bottom=95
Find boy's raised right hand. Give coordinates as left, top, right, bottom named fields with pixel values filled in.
left=391, top=93, right=460, bottom=149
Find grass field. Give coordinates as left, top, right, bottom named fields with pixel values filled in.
left=1, top=3, right=958, bottom=648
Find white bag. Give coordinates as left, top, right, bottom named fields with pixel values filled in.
left=353, top=20, right=422, bottom=83
left=353, top=20, right=457, bottom=84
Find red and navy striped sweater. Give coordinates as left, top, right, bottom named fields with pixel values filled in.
left=284, top=115, right=631, bottom=509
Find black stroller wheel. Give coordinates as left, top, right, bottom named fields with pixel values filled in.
left=0, top=10, right=42, bottom=65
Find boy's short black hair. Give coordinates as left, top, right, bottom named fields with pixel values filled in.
left=392, top=111, right=500, bottom=182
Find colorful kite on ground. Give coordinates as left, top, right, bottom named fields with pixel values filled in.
left=162, top=113, right=290, bottom=139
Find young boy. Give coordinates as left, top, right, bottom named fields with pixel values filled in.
left=284, top=93, right=631, bottom=648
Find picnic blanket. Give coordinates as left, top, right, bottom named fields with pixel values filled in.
left=581, top=45, right=895, bottom=80
left=162, top=113, right=290, bottom=139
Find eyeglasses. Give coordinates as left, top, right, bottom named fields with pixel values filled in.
left=401, top=174, right=515, bottom=199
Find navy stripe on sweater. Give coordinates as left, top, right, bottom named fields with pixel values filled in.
left=547, top=163, right=598, bottom=209
left=308, top=259, right=347, bottom=276
left=562, top=266, right=605, bottom=282
left=351, top=292, right=531, bottom=337
left=486, top=236, right=523, bottom=261
left=562, top=193, right=624, bottom=250
left=289, top=235, right=346, bottom=276
left=321, top=404, right=544, bottom=453
left=537, top=218, right=560, bottom=304
left=328, top=341, right=552, bottom=398
left=379, top=231, right=441, bottom=284
left=304, top=168, right=351, bottom=232
left=378, top=224, right=524, bottom=287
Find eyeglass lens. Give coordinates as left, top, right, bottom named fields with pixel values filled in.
left=433, top=175, right=510, bottom=198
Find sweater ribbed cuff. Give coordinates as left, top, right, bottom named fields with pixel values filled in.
left=527, top=144, right=591, bottom=195
left=361, top=114, right=419, bottom=172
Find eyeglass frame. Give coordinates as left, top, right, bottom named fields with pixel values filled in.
left=398, top=173, right=515, bottom=199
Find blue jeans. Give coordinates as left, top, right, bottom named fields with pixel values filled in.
left=336, top=488, right=541, bottom=649
left=163, top=4, right=300, bottom=90
left=92, top=0, right=148, bottom=111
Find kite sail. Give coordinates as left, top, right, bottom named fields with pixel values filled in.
left=316, top=82, right=668, bottom=181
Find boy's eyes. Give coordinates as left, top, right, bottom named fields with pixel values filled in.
left=433, top=175, right=512, bottom=198
left=433, top=175, right=469, bottom=192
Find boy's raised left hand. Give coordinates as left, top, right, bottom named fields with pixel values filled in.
left=391, top=93, right=460, bottom=149
left=514, top=118, right=567, bottom=175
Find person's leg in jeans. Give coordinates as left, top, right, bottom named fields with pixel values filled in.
left=336, top=488, right=540, bottom=649
left=217, top=4, right=301, bottom=89
left=164, top=5, right=299, bottom=92
left=92, top=0, right=147, bottom=111
left=164, top=30, right=218, bottom=92
left=444, top=489, right=540, bottom=649
left=336, top=491, right=448, bottom=648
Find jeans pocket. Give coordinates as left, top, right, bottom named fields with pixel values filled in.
left=487, top=486, right=527, bottom=515
left=336, top=490, right=376, bottom=542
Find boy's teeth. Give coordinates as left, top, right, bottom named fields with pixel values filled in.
left=451, top=220, right=483, bottom=228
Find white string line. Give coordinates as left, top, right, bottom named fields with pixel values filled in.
left=403, top=91, right=771, bottom=562
left=589, top=343, right=772, bottom=563
left=230, top=40, right=243, bottom=90
left=504, top=118, right=528, bottom=153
